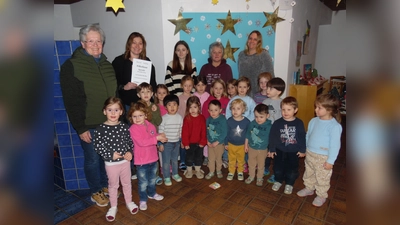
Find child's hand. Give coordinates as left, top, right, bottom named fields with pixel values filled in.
left=181, top=143, right=184, bottom=148
left=297, top=152, right=306, bottom=158
left=113, top=152, right=124, bottom=160
left=185, top=146, right=190, bottom=150
left=244, top=145, right=249, bottom=153
left=124, top=152, right=132, bottom=161
left=157, top=133, right=168, bottom=143
left=199, top=145, right=204, bottom=148
left=224, top=145, right=229, bottom=150
left=268, top=152, right=276, bottom=159
left=159, top=145, right=164, bottom=152
left=151, top=104, right=157, bottom=112
left=323, top=162, right=333, bottom=170
left=211, top=141, right=219, bottom=148
left=207, top=141, right=212, bottom=147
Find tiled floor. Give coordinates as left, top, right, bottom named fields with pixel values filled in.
left=55, top=119, right=346, bottom=225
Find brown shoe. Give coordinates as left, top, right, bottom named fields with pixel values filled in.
left=102, top=187, right=121, bottom=197
left=91, top=191, right=109, bottom=207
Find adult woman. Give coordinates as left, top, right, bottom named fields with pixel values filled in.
left=199, top=41, right=233, bottom=92
left=238, top=30, right=274, bottom=97
left=60, top=24, right=116, bottom=207
left=165, top=40, right=196, bottom=96
left=112, top=32, right=157, bottom=109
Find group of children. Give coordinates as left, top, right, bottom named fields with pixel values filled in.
left=92, top=40, right=342, bottom=222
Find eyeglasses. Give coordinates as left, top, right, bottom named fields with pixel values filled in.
left=132, top=114, right=145, bottom=119
left=84, top=40, right=102, bottom=46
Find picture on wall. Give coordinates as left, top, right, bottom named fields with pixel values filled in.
left=303, top=63, right=312, bottom=80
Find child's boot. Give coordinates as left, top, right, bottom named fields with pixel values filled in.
left=184, top=167, right=193, bottom=178
left=194, top=166, right=204, bottom=179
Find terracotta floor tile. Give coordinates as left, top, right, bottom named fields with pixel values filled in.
left=153, top=207, right=182, bottom=224
left=247, top=198, right=275, bottom=214
left=169, top=197, right=196, bottom=213
left=212, top=186, right=236, bottom=199
left=218, top=201, right=246, bottom=218
left=187, top=203, right=215, bottom=222
left=57, top=217, right=81, bottom=225
left=231, top=220, right=248, bottom=225
left=325, top=209, right=346, bottom=225
left=72, top=206, right=104, bottom=224
left=158, top=192, right=180, bottom=207
left=204, top=212, right=234, bottom=225
left=227, top=191, right=253, bottom=206
left=237, top=208, right=266, bottom=225
left=199, top=194, right=226, bottom=210
left=118, top=212, right=151, bottom=225
left=235, top=182, right=263, bottom=196
left=276, top=195, right=303, bottom=211
left=269, top=205, right=297, bottom=224
left=256, top=189, right=282, bottom=204
left=139, top=200, right=166, bottom=218
left=299, top=201, right=329, bottom=220
left=165, top=183, right=192, bottom=196
left=142, top=218, right=164, bottom=225
left=292, top=213, right=324, bottom=225
left=333, top=189, right=346, bottom=201
left=329, top=198, right=346, bottom=214
left=182, top=189, right=209, bottom=202
left=262, top=216, right=290, bottom=225
left=85, top=215, right=119, bottom=224
left=172, top=215, right=201, bottom=225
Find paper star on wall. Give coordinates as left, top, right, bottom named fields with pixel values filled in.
left=263, top=7, right=285, bottom=32
left=105, top=0, right=125, bottom=14
left=217, top=10, right=239, bottom=35
left=223, top=40, right=239, bottom=62
left=168, top=11, right=193, bottom=35
left=212, top=0, right=219, bottom=5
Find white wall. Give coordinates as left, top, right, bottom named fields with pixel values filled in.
left=54, top=5, right=79, bottom=40
left=315, top=10, right=346, bottom=78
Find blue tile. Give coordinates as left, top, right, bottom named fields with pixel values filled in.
left=54, top=97, right=65, bottom=109
left=69, top=124, right=76, bottom=133
left=54, top=70, right=60, bottom=83
left=54, top=166, right=63, bottom=178
left=73, top=145, right=84, bottom=157
left=58, top=56, right=71, bottom=67
left=57, top=134, right=71, bottom=146
left=55, top=122, right=70, bottom=135
left=71, top=41, right=81, bottom=52
left=65, top=180, right=79, bottom=190
left=72, top=188, right=91, bottom=198
left=54, top=210, right=69, bottom=224
left=53, top=188, right=68, bottom=200
left=64, top=169, right=77, bottom=180
left=54, top=156, right=61, bottom=168
left=54, top=83, right=62, bottom=97
left=55, top=192, right=79, bottom=208
left=75, top=157, right=84, bottom=168
left=56, top=41, right=72, bottom=55
left=54, top=43, right=57, bottom=55
left=63, top=200, right=91, bottom=216
left=61, top=158, right=75, bottom=169
left=77, top=168, right=85, bottom=179
left=83, top=195, right=94, bottom=205
left=71, top=134, right=81, bottom=145
left=59, top=146, right=73, bottom=158
left=78, top=179, right=89, bottom=189
left=55, top=177, right=65, bottom=189
left=54, top=110, right=68, bottom=122
left=54, top=56, right=59, bottom=70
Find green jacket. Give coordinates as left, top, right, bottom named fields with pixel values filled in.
left=60, top=46, right=117, bottom=134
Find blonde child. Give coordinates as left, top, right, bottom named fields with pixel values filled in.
left=158, top=94, right=184, bottom=186
left=225, top=76, right=256, bottom=121
left=297, top=94, right=342, bottom=207
left=182, top=96, right=207, bottom=179
left=224, top=99, right=251, bottom=181
left=245, top=104, right=272, bottom=186
left=154, top=84, right=169, bottom=116
left=226, top=78, right=238, bottom=99
left=205, top=100, right=228, bottom=179
left=93, top=97, right=138, bottom=222
left=165, top=40, right=196, bottom=96
left=253, top=72, right=273, bottom=104
left=268, top=97, right=306, bottom=195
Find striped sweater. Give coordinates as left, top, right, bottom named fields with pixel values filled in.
left=164, top=61, right=196, bottom=96
left=158, top=113, right=183, bottom=143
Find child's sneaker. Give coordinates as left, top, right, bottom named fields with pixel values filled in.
left=126, top=202, right=138, bottom=214
left=263, top=169, right=270, bottom=176
left=155, top=176, right=163, bottom=185
left=284, top=185, right=293, bottom=194
left=102, top=187, right=121, bottom=198
left=272, top=182, right=282, bottom=191
left=297, top=188, right=314, bottom=197
left=312, top=196, right=326, bottom=207
left=245, top=176, right=254, bottom=184
left=179, top=163, right=187, bottom=171
left=172, top=174, right=182, bottom=182
left=195, top=169, right=204, bottom=179
left=267, top=175, right=276, bottom=183
left=164, top=178, right=172, bottom=186
left=131, top=174, right=137, bottom=180
left=205, top=172, right=214, bottom=180
left=203, top=157, right=209, bottom=166
left=184, top=168, right=193, bottom=178
left=91, top=191, right=109, bottom=207
left=237, top=173, right=244, bottom=181
left=227, top=173, right=234, bottom=181
left=216, top=171, right=223, bottom=178
left=148, top=193, right=164, bottom=201
left=139, top=201, right=147, bottom=211
left=105, top=206, right=117, bottom=222
left=256, top=178, right=264, bottom=187
left=243, top=164, right=248, bottom=173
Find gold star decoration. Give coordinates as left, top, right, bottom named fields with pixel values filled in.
left=168, top=11, right=193, bottom=35
left=105, top=0, right=125, bottom=14
left=223, top=40, right=239, bottom=62
left=263, top=7, right=285, bottom=32
left=217, top=10, right=239, bottom=35
left=212, top=0, right=219, bottom=5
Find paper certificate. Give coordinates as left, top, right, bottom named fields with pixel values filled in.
left=131, top=59, right=152, bottom=85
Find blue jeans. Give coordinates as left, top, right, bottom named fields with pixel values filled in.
left=222, top=149, right=228, bottom=161
left=80, top=129, right=108, bottom=193
left=180, top=145, right=186, bottom=165
left=136, top=161, right=157, bottom=202
left=161, top=141, right=180, bottom=179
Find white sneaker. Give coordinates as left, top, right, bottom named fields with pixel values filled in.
left=105, top=206, right=117, bottom=222
left=148, top=193, right=164, bottom=201
left=131, top=174, right=137, bottom=180
left=272, top=182, right=282, bottom=191
left=284, top=185, right=293, bottom=194
left=139, top=201, right=147, bottom=211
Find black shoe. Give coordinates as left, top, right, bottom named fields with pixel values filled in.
left=179, top=163, right=187, bottom=171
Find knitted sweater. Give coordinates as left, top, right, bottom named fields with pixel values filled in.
left=164, top=61, right=196, bottom=96
left=60, top=46, right=117, bottom=134
left=158, top=113, right=183, bottom=143
left=199, top=58, right=233, bottom=92
left=182, top=114, right=207, bottom=146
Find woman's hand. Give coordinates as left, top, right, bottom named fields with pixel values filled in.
left=124, top=82, right=138, bottom=90
left=79, top=131, right=92, bottom=143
